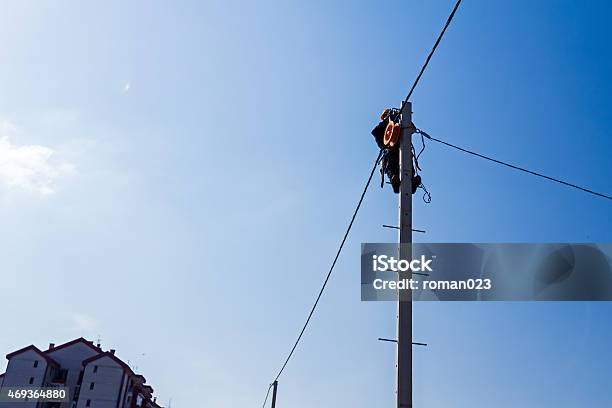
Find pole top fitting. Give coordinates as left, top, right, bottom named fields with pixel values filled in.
left=400, top=101, right=412, bottom=115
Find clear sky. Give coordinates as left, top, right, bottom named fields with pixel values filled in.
left=1, top=1, right=611, bottom=407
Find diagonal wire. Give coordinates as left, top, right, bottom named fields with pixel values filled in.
left=403, top=0, right=463, bottom=104
left=261, top=383, right=273, bottom=408
left=259, top=1, right=466, bottom=404
left=417, top=129, right=612, bottom=201
left=270, top=149, right=383, bottom=384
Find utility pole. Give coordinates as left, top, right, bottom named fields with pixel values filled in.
left=397, top=101, right=413, bottom=408
left=271, top=380, right=278, bottom=408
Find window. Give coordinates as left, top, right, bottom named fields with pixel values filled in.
left=93, top=365, right=98, bottom=374
left=86, top=400, right=91, bottom=407
left=33, top=360, right=38, bottom=368
left=53, top=368, right=68, bottom=383
left=28, top=377, right=34, bottom=385
left=89, top=382, right=95, bottom=390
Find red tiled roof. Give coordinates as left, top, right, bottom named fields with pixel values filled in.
left=82, top=352, right=141, bottom=379
left=6, top=345, right=59, bottom=366
left=45, top=337, right=102, bottom=354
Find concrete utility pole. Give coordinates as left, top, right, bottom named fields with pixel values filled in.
left=271, top=380, right=278, bottom=408
left=397, top=101, right=413, bottom=408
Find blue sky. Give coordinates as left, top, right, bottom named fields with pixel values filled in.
left=0, top=1, right=611, bottom=407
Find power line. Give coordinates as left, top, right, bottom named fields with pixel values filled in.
left=417, top=129, right=612, bottom=201
left=403, top=0, right=463, bottom=104
left=259, top=1, right=464, bottom=403
left=268, top=149, right=383, bottom=388
left=261, top=383, right=273, bottom=408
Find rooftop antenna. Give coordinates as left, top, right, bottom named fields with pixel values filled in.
left=126, top=359, right=139, bottom=372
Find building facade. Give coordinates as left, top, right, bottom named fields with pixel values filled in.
left=0, top=338, right=162, bottom=408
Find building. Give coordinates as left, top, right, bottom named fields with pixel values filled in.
left=0, top=338, right=163, bottom=408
